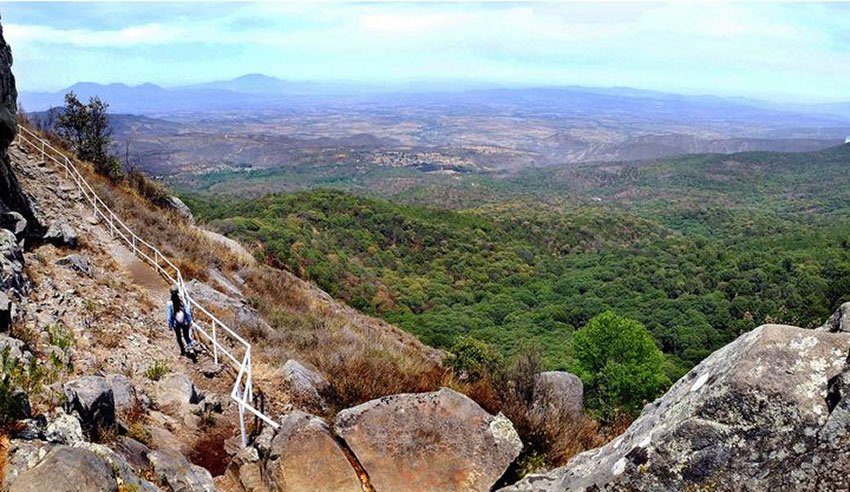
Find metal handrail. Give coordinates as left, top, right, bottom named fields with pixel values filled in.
left=15, top=124, right=278, bottom=444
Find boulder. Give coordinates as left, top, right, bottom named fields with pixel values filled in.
left=1, top=440, right=54, bottom=489
left=0, top=290, right=10, bottom=332
left=0, top=211, right=26, bottom=238
left=155, top=372, right=203, bottom=408
left=265, top=411, right=362, bottom=492
left=820, top=302, right=850, bottom=333
left=148, top=449, right=216, bottom=492
left=166, top=195, right=194, bottom=223
left=532, top=371, right=584, bottom=416
left=0, top=228, right=27, bottom=292
left=7, top=446, right=117, bottom=492
left=113, top=436, right=154, bottom=470
left=335, top=387, right=523, bottom=492
left=502, top=325, right=850, bottom=492
left=63, top=375, right=115, bottom=439
left=43, top=221, right=77, bottom=248
left=55, top=254, right=92, bottom=277
left=0, top=332, right=31, bottom=362
left=281, top=359, right=329, bottom=412
left=106, top=373, right=136, bottom=411
left=200, top=360, right=223, bottom=378
left=43, top=410, right=84, bottom=445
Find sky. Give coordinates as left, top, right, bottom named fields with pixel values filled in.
left=2, top=1, right=849, bottom=102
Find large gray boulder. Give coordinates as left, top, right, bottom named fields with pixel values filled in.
left=281, top=359, right=329, bottom=412
left=63, top=375, right=115, bottom=439
left=533, top=370, right=583, bottom=416
left=265, top=411, right=362, bottom=492
left=335, top=387, right=522, bottom=492
left=502, top=324, right=850, bottom=492
left=186, top=279, right=270, bottom=336
left=7, top=446, right=117, bottom=492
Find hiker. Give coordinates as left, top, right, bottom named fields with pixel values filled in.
left=167, top=286, right=195, bottom=358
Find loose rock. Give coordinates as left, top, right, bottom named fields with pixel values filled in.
left=43, top=221, right=77, bottom=248
left=55, top=254, right=92, bottom=277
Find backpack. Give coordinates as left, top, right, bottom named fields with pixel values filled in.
left=175, top=308, right=190, bottom=329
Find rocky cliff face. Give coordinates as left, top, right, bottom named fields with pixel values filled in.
left=0, top=15, right=40, bottom=239
left=503, top=323, right=850, bottom=492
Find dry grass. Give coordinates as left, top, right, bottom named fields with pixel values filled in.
left=0, top=434, right=9, bottom=486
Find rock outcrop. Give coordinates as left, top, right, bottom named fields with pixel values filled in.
left=335, top=387, right=523, bottom=492
left=0, top=17, right=40, bottom=238
left=503, top=324, right=850, bottom=492
left=265, top=411, right=363, bottom=492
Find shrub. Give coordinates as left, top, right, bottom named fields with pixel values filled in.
left=0, top=348, right=47, bottom=431
left=571, top=311, right=670, bottom=420
left=145, top=360, right=169, bottom=381
left=445, top=336, right=504, bottom=382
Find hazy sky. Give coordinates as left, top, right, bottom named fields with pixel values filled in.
left=3, top=2, right=849, bottom=102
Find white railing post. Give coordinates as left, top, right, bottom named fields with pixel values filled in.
left=212, top=322, right=219, bottom=365
left=239, top=395, right=247, bottom=447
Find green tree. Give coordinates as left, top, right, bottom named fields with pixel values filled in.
left=572, top=311, right=670, bottom=420
left=55, top=92, right=121, bottom=180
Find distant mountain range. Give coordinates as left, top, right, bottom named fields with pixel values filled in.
left=19, top=74, right=850, bottom=126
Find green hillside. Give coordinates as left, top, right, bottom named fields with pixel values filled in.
left=185, top=145, right=850, bottom=379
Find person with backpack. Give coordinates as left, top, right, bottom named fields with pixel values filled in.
left=167, top=286, right=196, bottom=358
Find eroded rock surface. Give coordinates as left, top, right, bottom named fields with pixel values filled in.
left=503, top=324, right=850, bottom=492
left=335, top=387, right=522, bottom=492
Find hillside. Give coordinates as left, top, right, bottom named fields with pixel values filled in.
left=184, top=145, right=850, bottom=382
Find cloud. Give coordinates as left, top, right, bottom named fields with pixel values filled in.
left=3, top=2, right=848, bottom=101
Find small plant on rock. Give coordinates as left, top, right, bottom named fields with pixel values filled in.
left=145, top=360, right=169, bottom=381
